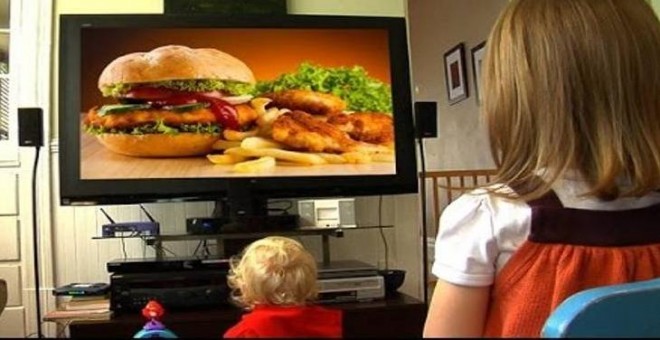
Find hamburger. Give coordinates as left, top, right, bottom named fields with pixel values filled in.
left=83, top=45, right=257, bottom=157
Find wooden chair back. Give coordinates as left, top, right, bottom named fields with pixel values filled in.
left=420, top=169, right=497, bottom=235
left=0, top=279, right=6, bottom=316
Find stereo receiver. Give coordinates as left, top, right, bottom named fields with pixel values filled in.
left=110, top=270, right=229, bottom=314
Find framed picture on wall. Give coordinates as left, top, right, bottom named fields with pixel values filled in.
left=471, top=41, right=487, bottom=106
left=443, top=43, right=469, bottom=105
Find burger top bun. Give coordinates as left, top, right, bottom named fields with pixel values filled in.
left=98, top=45, right=256, bottom=90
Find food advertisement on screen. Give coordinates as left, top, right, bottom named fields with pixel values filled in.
left=80, top=28, right=395, bottom=179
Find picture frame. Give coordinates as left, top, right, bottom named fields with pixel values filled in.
left=443, top=43, right=469, bottom=105
left=471, top=41, right=487, bottom=106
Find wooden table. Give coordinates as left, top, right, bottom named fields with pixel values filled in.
left=68, top=293, right=426, bottom=338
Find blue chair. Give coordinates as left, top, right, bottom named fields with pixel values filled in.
left=542, top=278, right=660, bottom=338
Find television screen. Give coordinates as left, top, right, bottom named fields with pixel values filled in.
left=59, top=14, right=417, bottom=206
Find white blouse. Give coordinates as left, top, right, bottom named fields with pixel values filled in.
left=431, top=177, right=660, bottom=287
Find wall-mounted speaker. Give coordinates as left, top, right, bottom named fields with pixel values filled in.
left=18, top=107, right=43, bottom=147
left=414, top=102, right=437, bottom=139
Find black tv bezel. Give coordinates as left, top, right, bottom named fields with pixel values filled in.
left=58, top=14, right=418, bottom=205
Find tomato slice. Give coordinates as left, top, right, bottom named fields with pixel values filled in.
left=125, top=87, right=177, bottom=100
left=124, top=87, right=240, bottom=129
left=149, top=96, right=197, bottom=108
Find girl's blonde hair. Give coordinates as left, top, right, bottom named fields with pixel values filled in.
left=483, top=0, right=660, bottom=200
left=227, top=236, right=318, bottom=309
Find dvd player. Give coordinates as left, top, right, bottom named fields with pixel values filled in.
left=318, top=275, right=385, bottom=303
left=317, top=260, right=379, bottom=279
left=107, top=256, right=230, bottom=274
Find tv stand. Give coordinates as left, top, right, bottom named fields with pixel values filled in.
left=146, top=225, right=393, bottom=265
left=64, top=292, right=426, bottom=338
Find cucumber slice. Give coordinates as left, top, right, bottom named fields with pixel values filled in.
left=98, top=104, right=151, bottom=116
left=167, top=103, right=210, bottom=113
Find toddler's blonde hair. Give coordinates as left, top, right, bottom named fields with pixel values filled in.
left=227, top=236, right=318, bottom=309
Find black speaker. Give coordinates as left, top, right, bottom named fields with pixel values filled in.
left=414, top=102, right=438, bottom=138
left=18, top=107, right=43, bottom=147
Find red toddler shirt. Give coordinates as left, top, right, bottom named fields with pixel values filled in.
left=224, top=304, right=342, bottom=338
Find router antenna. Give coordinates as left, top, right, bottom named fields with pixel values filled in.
left=139, top=204, right=157, bottom=223
left=99, top=208, right=116, bottom=224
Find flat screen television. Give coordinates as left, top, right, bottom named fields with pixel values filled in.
left=58, top=13, right=417, bottom=218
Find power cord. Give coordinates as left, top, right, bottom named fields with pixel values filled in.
left=418, top=134, right=430, bottom=306
left=377, top=195, right=389, bottom=270
left=30, top=145, right=44, bottom=338
left=138, top=235, right=178, bottom=257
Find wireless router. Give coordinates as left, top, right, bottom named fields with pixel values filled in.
left=100, top=205, right=160, bottom=237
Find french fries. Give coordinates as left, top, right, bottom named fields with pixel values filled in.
left=225, top=147, right=327, bottom=165
left=370, top=153, right=396, bottom=163
left=212, top=139, right=242, bottom=150
left=315, top=153, right=349, bottom=164
left=240, top=137, right=285, bottom=150
left=206, top=98, right=396, bottom=171
left=223, top=128, right=258, bottom=141
left=207, top=154, right=248, bottom=165
left=208, top=138, right=394, bottom=171
left=250, top=97, right=272, bottom=112
left=233, top=156, right=276, bottom=173
left=342, top=152, right=372, bottom=164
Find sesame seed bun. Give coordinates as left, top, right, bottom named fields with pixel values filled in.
left=97, top=45, right=256, bottom=91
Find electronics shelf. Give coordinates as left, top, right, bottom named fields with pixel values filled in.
left=93, top=225, right=394, bottom=264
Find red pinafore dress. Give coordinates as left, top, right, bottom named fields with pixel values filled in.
left=483, top=190, right=660, bottom=337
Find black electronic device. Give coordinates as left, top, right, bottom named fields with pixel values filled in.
left=186, top=217, right=228, bottom=235
left=53, top=282, right=110, bottom=296
left=58, top=14, right=418, bottom=215
left=107, top=256, right=230, bottom=274
left=414, top=101, right=438, bottom=138
left=99, top=205, right=160, bottom=237
left=164, top=0, right=287, bottom=15
left=18, top=107, right=44, bottom=147
left=110, top=270, right=230, bottom=314
left=317, top=260, right=379, bottom=279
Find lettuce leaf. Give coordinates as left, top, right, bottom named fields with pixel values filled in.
left=101, top=79, right=255, bottom=97
left=84, top=121, right=221, bottom=135
left=254, top=62, right=393, bottom=114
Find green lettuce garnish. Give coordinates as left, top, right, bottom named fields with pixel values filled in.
left=101, top=79, right=255, bottom=97
left=84, top=121, right=220, bottom=136
left=254, top=62, right=393, bottom=114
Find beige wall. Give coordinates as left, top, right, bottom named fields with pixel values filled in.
left=287, top=0, right=405, bottom=16
left=55, top=0, right=163, bottom=14
left=408, top=0, right=506, bottom=172
left=652, top=0, right=660, bottom=15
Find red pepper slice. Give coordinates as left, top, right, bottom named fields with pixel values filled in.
left=196, top=95, right=240, bottom=130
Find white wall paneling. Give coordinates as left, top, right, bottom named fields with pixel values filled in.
left=0, top=216, right=18, bottom=260
left=0, top=307, right=26, bottom=337
left=0, top=172, right=17, bottom=215
left=0, top=264, right=21, bottom=305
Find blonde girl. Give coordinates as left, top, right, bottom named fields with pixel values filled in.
left=424, top=0, right=660, bottom=337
